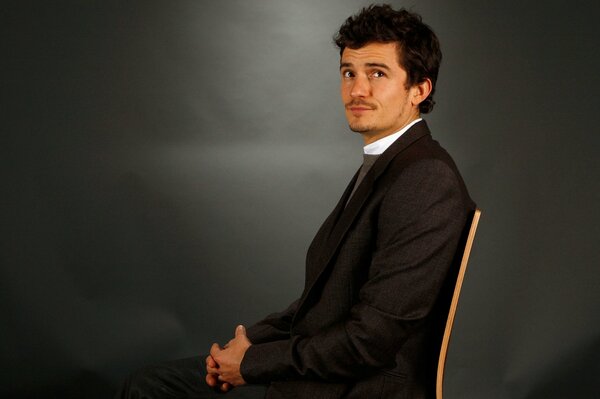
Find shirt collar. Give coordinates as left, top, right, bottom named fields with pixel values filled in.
left=363, top=118, right=423, bottom=155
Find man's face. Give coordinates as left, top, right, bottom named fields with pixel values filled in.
left=340, top=42, right=420, bottom=144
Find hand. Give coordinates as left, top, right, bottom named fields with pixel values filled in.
left=209, top=325, right=252, bottom=387
left=205, top=352, right=232, bottom=392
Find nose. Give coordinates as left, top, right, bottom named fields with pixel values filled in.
left=350, top=75, right=370, bottom=98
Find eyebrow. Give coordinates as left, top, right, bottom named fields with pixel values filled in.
left=339, top=62, right=391, bottom=70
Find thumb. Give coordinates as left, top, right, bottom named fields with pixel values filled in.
left=235, top=324, right=246, bottom=337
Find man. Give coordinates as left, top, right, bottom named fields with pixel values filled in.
left=117, top=4, right=475, bottom=399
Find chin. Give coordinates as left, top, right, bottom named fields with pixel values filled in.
left=350, top=127, right=374, bottom=134
left=348, top=122, right=374, bottom=133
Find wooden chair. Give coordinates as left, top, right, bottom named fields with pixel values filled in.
left=436, top=208, right=482, bottom=399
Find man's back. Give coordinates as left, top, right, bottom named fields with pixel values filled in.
left=242, top=121, right=475, bottom=398
left=116, top=6, right=475, bottom=399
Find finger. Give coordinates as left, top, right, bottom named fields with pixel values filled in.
left=209, top=343, right=221, bottom=357
left=220, top=382, right=231, bottom=392
left=205, top=373, right=217, bottom=387
left=235, top=324, right=246, bottom=337
left=206, top=365, right=219, bottom=374
left=206, top=355, right=217, bottom=368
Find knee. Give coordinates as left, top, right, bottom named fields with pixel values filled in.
left=116, top=365, right=167, bottom=399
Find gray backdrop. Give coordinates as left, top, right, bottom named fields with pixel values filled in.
left=3, top=0, right=599, bottom=398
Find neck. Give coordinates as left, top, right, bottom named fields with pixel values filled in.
left=361, top=113, right=421, bottom=145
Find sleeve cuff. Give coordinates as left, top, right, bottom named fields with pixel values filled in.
left=240, top=340, right=291, bottom=384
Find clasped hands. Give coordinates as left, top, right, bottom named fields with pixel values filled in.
left=205, top=324, right=251, bottom=392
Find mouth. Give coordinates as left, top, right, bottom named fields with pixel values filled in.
left=347, top=106, right=374, bottom=115
left=346, top=102, right=376, bottom=114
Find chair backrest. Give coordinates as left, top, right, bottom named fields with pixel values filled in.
left=436, top=208, right=481, bottom=399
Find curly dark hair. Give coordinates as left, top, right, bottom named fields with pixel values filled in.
left=334, top=4, right=442, bottom=114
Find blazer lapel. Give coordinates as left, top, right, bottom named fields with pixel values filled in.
left=302, top=167, right=360, bottom=288
left=296, top=121, right=432, bottom=317
left=324, top=121, right=430, bottom=262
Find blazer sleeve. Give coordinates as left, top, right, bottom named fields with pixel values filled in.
left=245, top=299, right=299, bottom=344
left=240, top=159, right=470, bottom=383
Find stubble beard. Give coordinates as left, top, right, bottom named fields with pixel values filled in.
left=345, top=101, right=378, bottom=134
left=347, top=113, right=376, bottom=133
left=349, top=122, right=373, bottom=133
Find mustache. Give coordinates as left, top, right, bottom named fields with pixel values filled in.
left=345, top=101, right=377, bottom=109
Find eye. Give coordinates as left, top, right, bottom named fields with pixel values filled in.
left=342, top=70, right=354, bottom=78
left=372, top=70, right=386, bottom=78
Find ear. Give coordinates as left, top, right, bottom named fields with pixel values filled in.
left=410, top=78, right=433, bottom=108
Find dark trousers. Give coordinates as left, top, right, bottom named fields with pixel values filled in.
left=115, top=356, right=267, bottom=399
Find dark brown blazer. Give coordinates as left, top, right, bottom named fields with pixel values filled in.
left=241, top=120, right=475, bottom=399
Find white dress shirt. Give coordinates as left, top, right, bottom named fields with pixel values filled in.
left=363, top=118, right=423, bottom=155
